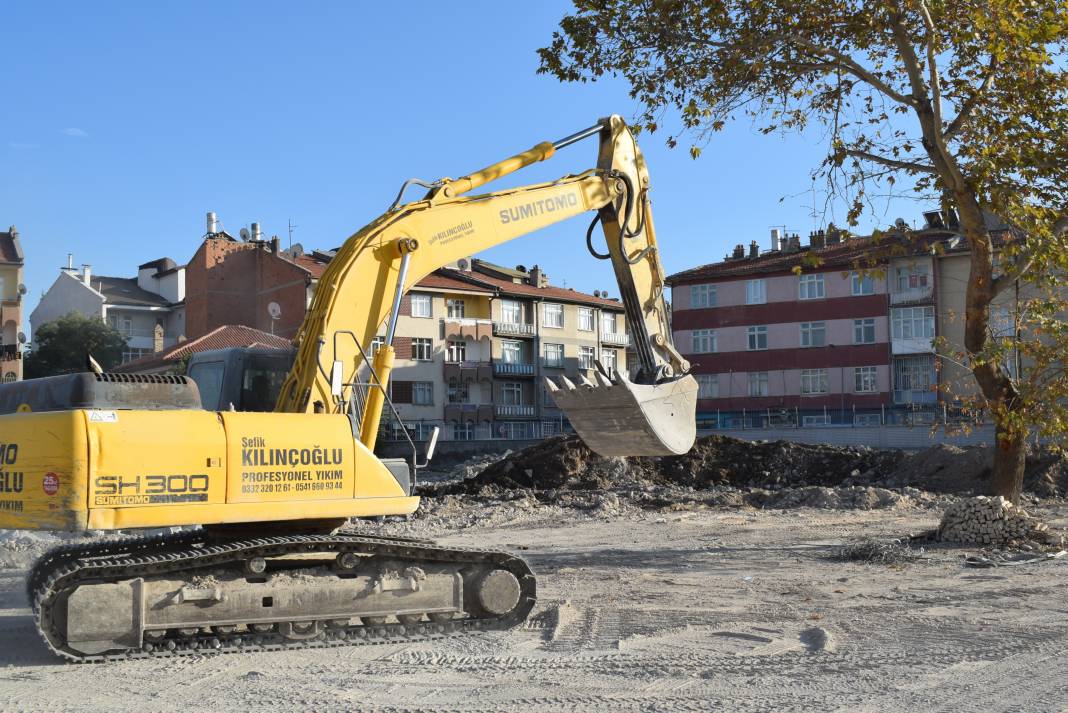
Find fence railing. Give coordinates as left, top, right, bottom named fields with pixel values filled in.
left=493, top=321, right=536, bottom=337
left=493, top=361, right=535, bottom=376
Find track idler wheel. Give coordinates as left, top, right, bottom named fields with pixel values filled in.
left=474, top=570, right=521, bottom=616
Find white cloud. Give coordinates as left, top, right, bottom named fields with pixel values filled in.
left=61, top=127, right=88, bottom=138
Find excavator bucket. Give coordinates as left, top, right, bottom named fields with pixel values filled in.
left=545, top=369, right=698, bottom=457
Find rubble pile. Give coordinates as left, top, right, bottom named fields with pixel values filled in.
left=937, top=496, right=1063, bottom=547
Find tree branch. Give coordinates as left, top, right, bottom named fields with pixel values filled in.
left=842, top=148, right=938, bottom=173
left=944, top=56, right=997, bottom=140
left=992, top=217, right=1068, bottom=298
left=914, top=0, right=943, bottom=129
left=787, top=36, right=917, bottom=107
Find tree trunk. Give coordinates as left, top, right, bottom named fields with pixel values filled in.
left=990, top=419, right=1027, bottom=504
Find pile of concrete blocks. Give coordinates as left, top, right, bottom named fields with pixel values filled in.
left=938, top=496, right=1061, bottom=547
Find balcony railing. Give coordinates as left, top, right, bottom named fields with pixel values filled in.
left=443, top=318, right=492, bottom=341
left=600, top=331, right=630, bottom=346
left=493, top=321, right=536, bottom=337
left=496, top=404, right=535, bottom=418
left=443, top=360, right=493, bottom=382
left=0, top=344, right=20, bottom=361
left=493, top=361, right=535, bottom=376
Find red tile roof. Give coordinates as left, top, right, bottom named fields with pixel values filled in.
left=415, top=271, right=494, bottom=293
left=285, top=254, right=329, bottom=278
left=113, top=324, right=292, bottom=373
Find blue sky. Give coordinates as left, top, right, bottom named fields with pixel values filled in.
left=2, top=1, right=919, bottom=320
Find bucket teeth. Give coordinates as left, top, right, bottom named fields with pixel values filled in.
left=594, top=370, right=614, bottom=388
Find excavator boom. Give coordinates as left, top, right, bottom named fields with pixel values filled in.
left=277, top=115, right=697, bottom=457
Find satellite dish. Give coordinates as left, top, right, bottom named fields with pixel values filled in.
left=239, top=227, right=251, bottom=241
left=17, top=284, right=26, bottom=295
left=267, top=302, right=282, bottom=319
left=894, top=218, right=907, bottom=229
left=17, top=332, right=26, bottom=344
left=290, top=243, right=304, bottom=257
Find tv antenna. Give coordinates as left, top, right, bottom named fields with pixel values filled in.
left=288, top=219, right=298, bottom=250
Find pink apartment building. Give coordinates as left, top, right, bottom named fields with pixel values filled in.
left=667, top=227, right=943, bottom=428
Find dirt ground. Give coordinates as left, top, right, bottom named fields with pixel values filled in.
left=3, top=500, right=1068, bottom=712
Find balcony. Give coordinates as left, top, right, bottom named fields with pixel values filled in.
left=443, top=360, right=493, bottom=382
left=493, top=361, right=535, bottom=377
left=600, top=331, right=630, bottom=346
left=0, top=344, right=19, bottom=361
left=495, top=404, right=535, bottom=418
left=443, top=318, right=492, bottom=341
left=444, top=403, right=495, bottom=422
left=493, top=321, right=536, bottom=338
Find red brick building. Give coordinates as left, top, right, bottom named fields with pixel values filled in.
left=184, top=235, right=329, bottom=340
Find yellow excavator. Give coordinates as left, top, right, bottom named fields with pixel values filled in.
left=0, top=116, right=697, bottom=661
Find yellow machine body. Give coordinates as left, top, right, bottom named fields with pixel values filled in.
left=0, top=409, right=416, bottom=532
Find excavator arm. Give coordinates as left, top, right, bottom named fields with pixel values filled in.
left=276, top=115, right=697, bottom=457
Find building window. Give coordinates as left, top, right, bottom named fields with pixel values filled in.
left=747, top=325, right=768, bottom=351
left=120, top=348, right=151, bottom=364
left=452, top=421, right=473, bottom=440
left=412, top=382, right=434, bottom=405
left=748, top=372, right=769, bottom=397
left=746, top=279, right=766, bottom=305
left=577, top=306, right=594, bottom=331
left=853, top=318, right=876, bottom=344
left=411, top=294, right=432, bottom=318
left=447, top=379, right=469, bottom=403
left=697, top=374, right=718, bottom=399
left=692, top=329, right=717, bottom=354
left=2, top=372, right=15, bottom=384
left=601, top=312, right=618, bottom=334
left=500, top=299, right=521, bottom=324
left=447, top=299, right=465, bottom=319
left=800, top=321, right=826, bottom=347
left=803, top=414, right=830, bottom=426
left=692, top=284, right=717, bottom=308
left=854, top=413, right=882, bottom=426
left=893, top=354, right=937, bottom=403
left=579, top=346, right=596, bottom=369
left=501, top=382, right=523, bottom=405
left=601, top=348, right=618, bottom=374
left=370, top=336, right=384, bottom=356
left=851, top=272, right=875, bottom=295
left=446, top=340, right=466, bottom=362
left=109, top=315, right=133, bottom=336
left=894, top=264, right=930, bottom=292
left=798, top=274, right=825, bottom=300
left=501, top=339, right=522, bottom=363
left=892, top=306, right=935, bottom=340
left=543, top=303, right=564, bottom=328
left=412, top=337, right=433, bottom=361
left=800, top=368, right=829, bottom=394
left=543, top=343, right=564, bottom=367
left=854, top=366, right=878, bottom=393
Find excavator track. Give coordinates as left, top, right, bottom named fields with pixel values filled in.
left=29, top=530, right=536, bottom=663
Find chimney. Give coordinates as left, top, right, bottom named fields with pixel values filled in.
left=528, top=264, right=548, bottom=287
left=748, top=241, right=759, bottom=258
left=770, top=228, right=783, bottom=251
left=251, top=222, right=262, bottom=242
left=826, top=227, right=842, bottom=245
left=811, top=230, right=825, bottom=249
left=270, top=236, right=281, bottom=255
left=206, top=211, right=218, bottom=235
left=732, top=244, right=745, bottom=260
left=81, top=264, right=92, bottom=285
left=785, top=234, right=801, bottom=252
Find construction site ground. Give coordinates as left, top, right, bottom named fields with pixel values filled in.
left=3, top=436, right=1068, bottom=711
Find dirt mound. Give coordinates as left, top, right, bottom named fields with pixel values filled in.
left=440, top=434, right=905, bottom=495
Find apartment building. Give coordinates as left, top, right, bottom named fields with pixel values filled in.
left=385, top=260, right=629, bottom=441
left=667, top=211, right=1027, bottom=428
left=31, top=255, right=185, bottom=364
left=0, top=227, right=25, bottom=382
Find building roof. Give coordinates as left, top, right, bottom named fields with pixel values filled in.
left=138, top=257, right=178, bottom=272
left=414, top=271, right=495, bottom=294
left=449, top=269, right=626, bottom=309
left=94, top=276, right=173, bottom=307
left=285, top=253, right=330, bottom=278
left=113, top=324, right=292, bottom=373
left=0, top=227, right=24, bottom=266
